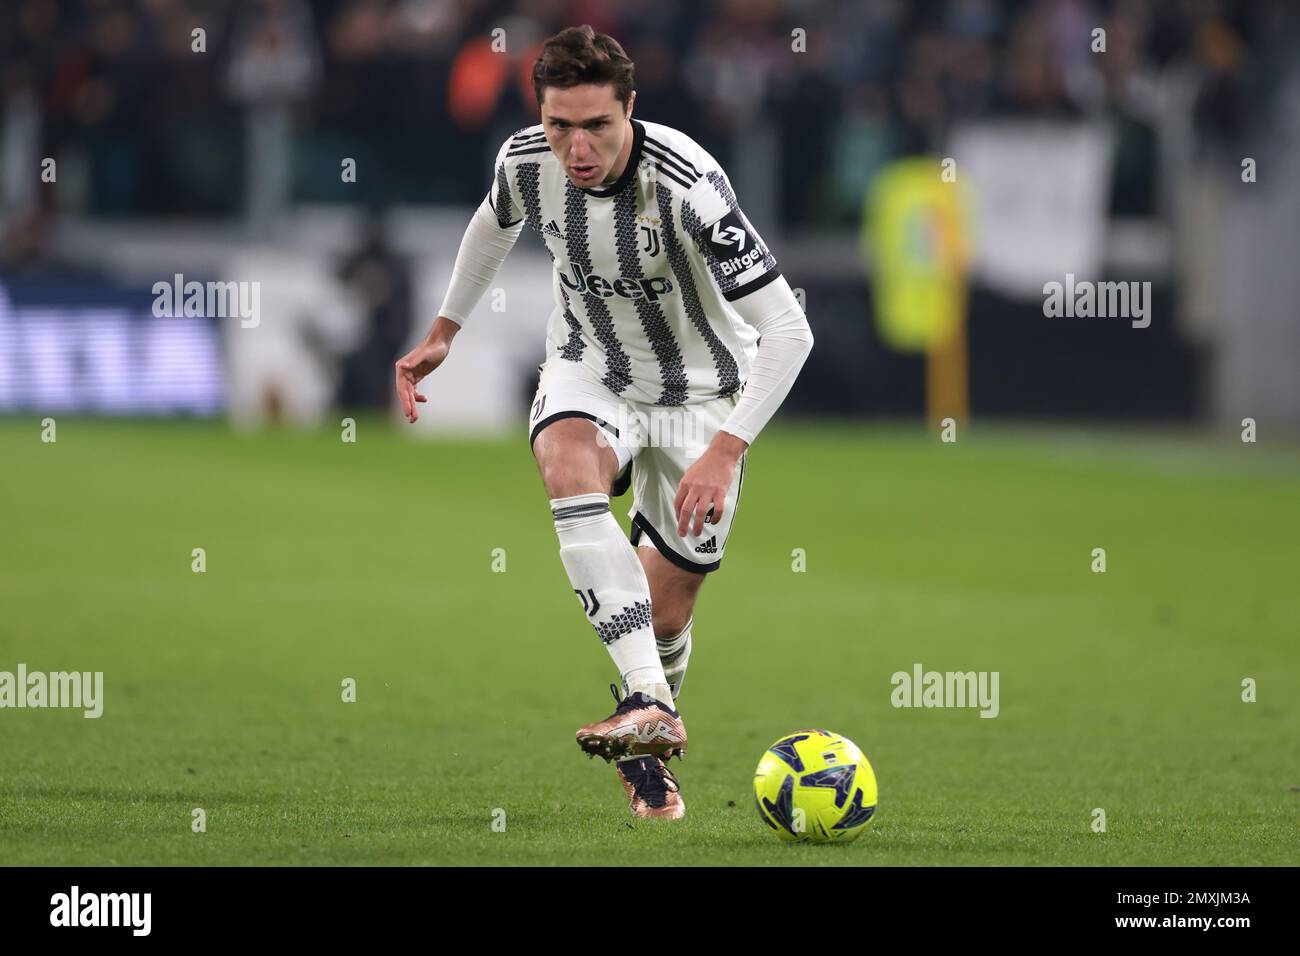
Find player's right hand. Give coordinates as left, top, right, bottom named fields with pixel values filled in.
left=395, top=337, right=450, bottom=423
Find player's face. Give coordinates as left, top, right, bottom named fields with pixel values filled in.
left=541, top=84, right=635, bottom=188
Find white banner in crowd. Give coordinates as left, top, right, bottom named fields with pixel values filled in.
left=949, top=122, right=1114, bottom=300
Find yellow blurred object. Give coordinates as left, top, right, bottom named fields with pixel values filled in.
left=864, top=157, right=973, bottom=425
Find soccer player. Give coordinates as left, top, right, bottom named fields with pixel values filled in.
left=396, top=25, right=813, bottom=820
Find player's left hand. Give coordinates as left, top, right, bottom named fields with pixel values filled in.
left=675, top=433, right=748, bottom=537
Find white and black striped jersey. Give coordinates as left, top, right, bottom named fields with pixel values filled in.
left=487, top=118, right=783, bottom=406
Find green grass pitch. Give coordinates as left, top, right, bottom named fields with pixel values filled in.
left=1, top=417, right=1296, bottom=865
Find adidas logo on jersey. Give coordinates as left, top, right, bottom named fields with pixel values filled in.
left=694, top=535, right=718, bottom=554
left=541, top=219, right=566, bottom=240
left=560, top=263, right=675, bottom=301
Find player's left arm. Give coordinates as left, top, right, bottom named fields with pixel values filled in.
left=673, top=175, right=814, bottom=536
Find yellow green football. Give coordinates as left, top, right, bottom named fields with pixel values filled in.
left=754, top=730, right=878, bottom=843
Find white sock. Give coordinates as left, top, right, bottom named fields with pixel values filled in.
left=658, top=615, right=693, bottom=700
left=551, top=492, right=672, bottom=705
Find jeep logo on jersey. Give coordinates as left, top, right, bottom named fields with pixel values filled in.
left=560, top=264, right=675, bottom=301
left=704, top=209, right=767, bottom=276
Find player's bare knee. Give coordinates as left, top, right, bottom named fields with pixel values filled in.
left=534, top=425, right=617, bottom=498
left=652, top=606, right=692, bottom=640
left=543, top=469, right=606, bottom=499
left=535, top=445, right=608, bottom=499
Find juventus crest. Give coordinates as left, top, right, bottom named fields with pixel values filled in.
left=638, top=220, right=661, bottom=257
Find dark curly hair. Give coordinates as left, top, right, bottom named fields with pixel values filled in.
left=533, top=25, right=635, bottom=109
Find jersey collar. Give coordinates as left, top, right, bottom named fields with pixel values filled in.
left=579, top=119, right=645, bottom=198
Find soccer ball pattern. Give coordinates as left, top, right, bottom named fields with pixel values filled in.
left=753, top=730, right=878, bottom=843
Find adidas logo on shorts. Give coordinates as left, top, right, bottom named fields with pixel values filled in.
left=694, top=535, right=718, bottom=554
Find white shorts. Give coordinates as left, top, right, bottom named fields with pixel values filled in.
left=528, top=357, right=747, bottom=573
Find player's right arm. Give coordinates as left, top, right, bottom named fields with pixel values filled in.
left=397, top=135, right=528, bottom=423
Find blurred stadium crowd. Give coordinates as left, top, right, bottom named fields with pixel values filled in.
left=2, top=0, right=1293, bottom=233
left=2, top=1, right=1298, bottom=429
